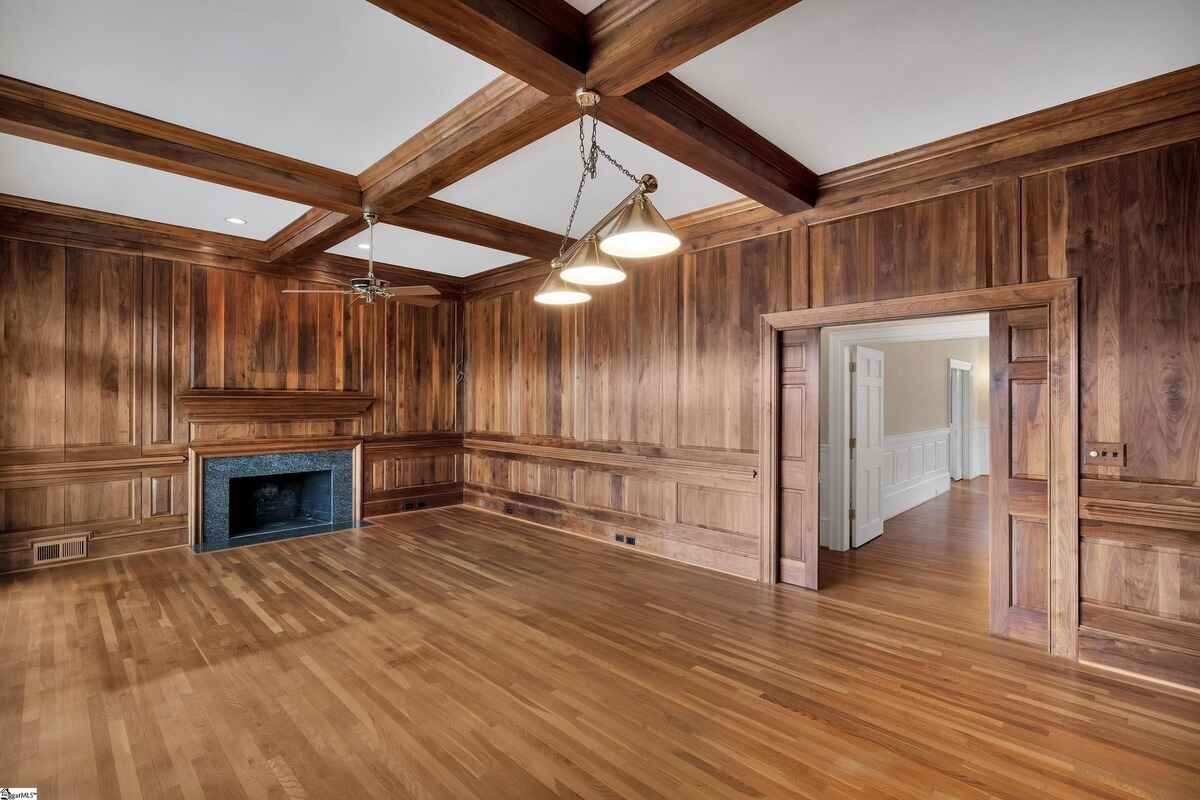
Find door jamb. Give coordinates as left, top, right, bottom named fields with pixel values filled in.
left=759, top=279, right=1079, bottom=659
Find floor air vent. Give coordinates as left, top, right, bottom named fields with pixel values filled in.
left=32, top=534, right=89, bottom=565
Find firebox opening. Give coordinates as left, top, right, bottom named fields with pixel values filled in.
left=228, top=470, right=333, bottom=538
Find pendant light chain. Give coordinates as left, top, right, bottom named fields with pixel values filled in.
left=557, top=107, right=640, bottom=258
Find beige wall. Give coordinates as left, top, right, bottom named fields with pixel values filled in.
left=820, top=332, right=990, bottom=442
left=864, top=338, right=989, bottom=436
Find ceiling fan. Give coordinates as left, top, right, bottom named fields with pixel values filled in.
left=281, top=212, right=441, bottom=306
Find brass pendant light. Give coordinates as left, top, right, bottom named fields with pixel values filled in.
left=534, top=264, right=592, bottom=305
left=559, top=235, right=626, bottom=286
left=535, top=90, right=680, bottom=306
left=599, top=189, right=681, bottom=259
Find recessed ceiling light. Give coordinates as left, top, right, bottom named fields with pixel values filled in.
left=357, top=243, right=371, bottom=250
left=225, top=216, right=247, bottom=225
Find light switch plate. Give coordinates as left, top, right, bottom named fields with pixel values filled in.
left=1084, top=441, right=1126, bottom=467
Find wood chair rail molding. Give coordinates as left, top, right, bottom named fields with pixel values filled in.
left=758, top=279, right=1080, bottom=659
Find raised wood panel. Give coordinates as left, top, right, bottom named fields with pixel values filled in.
left=0, top=485, right=66, bottom=534
left=143, top=258, right=190, bottom=451
left=809, top=187, right=990, bottom=306
left=64, top=247, right=139, bottom=456
left=1010, top=381, right=1048, bottom=480
left=65, top=477, right=136, bottom=528
left=676, top=484, right=757, bottom=537
left=1011, top=518, right=1048, bottom=612
left=582, top=256, right=673, bottom=445
left=466, top=291, right=516, bottom=434
left=190, top=265, right=364, bottom=392
left=0, top=238, right=65, bottom=462
left=1082, top=538, right=1199, bottom=623
left=775, top=328, right=819, bottom=588
left=372, top=299, right=459, bottom=435
left=1061, top=140, right=1200, bottom=486
left=679, top=233, right=788, bottom=452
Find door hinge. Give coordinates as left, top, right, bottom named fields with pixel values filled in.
left=849, top=362, right=857, bottom=373
left=849, top=437, right=856, bottom=449
left=848, top=509, right=856, bottom=521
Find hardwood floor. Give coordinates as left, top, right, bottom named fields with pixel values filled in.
left=820, top=477, right=990, bottom=633
left=2, top=504, right=1198, bottom=799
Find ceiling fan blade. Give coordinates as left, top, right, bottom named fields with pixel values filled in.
left=380, top=285, right=440, bottom=296
left=281, top=289, right=355, bottom=294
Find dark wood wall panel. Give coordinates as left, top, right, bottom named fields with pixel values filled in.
left=464, top=236, right=785, bottom=575
left=679, top=234, right=788, bottom=452
left=189, top=266, right=365, bottom=392
left=64, top=249, right=140, bottom=458
left=0, top=233, right=462, bottom=572
left=0, top=239, right=65, bottom=464
left=809, top=187, right=991, bottom=306
left=1051, top=140, right=1200, bottom=487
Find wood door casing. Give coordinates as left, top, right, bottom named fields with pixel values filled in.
left=990, top=307, right=1050, bottom=646
left=776, top=328, right=819, bottom=588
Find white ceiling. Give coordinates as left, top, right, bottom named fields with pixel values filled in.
left=326, top=223, right=523, bottom=277
left=673, top=0, right=1200, bottom=173
left=1, top=0, right=1197, bottom=278
left=0, top=0, right=500, bottom=173
left=434, top=120, right=743, bottom=233
left=0, top=134, right=308, bottom=240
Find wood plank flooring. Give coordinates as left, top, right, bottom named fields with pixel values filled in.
left=2, top=504, right=1198, bottom=799
left=820, top=477, right=990, bottom=633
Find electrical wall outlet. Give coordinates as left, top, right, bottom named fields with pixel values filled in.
left=1084, top=442, right=1126, bottom=467
left=615, top=533, right=626, bottom=543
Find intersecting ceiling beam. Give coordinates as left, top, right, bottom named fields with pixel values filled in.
left=387, top=198, right=564, bottom=260
left=366, top=0, right=587, bottom=96
left=585, top=0, right=801, bottom=96
left=599, top=75, right=817, bottom=214
left=360, top=75, right=579, bottom=215
left=0, top=76, right=363, bottom=213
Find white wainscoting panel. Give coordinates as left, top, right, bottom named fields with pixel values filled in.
left=881, top=428, right=951, bottom=520
left=969, top=425, right=990, bottom=478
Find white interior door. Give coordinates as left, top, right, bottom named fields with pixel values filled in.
left=948, top=361, right=972, bottom=481
left=851, top=346, right=885, bottom=547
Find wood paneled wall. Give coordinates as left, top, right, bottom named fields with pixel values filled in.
left=463, top=122, right=1200, bottom=687
left=0, top=237, right=462, bottom=572
left=463, top=236, right=790, bottom=578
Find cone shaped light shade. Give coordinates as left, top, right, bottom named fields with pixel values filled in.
left=534, top=267, right=591, bottom=305
left=559, top=236, right=626, bottom=286
left=599, top=192, right=680, bottom=258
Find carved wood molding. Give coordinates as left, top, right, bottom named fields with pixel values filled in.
left=177, top=390, right=374, bottom=421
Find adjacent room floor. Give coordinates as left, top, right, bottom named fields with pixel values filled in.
left=2, top=504, right=1197, bottom=799
left=820, top=476, right=990, bottom=633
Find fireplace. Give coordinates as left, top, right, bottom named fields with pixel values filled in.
left=193, top=446, right=358, bottom=552
left=229, top=469, right=333, bottom=538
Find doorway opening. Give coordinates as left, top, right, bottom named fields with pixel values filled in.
left=759, top=280, right=1079, bottom=656
left=817, top=313, right=992, bottom=632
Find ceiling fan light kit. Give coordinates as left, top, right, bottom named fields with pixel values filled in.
left=535, top=90, right=680, bottom=306
left=280, top=211, right=440, bottom=306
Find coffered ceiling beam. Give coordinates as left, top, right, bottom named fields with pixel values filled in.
left=584, top=0, right=802, bottom=96
left=0, top=76, right=362, bottom=214
left=598, top=75, right=817, bottom=213
left=366, top=0, right=587, bottom=96
left=360, top=75, right=579, bottom=215
left=387, top=198, right=564, bottom=260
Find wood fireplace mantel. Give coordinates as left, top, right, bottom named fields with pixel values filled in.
left=177, top=390, right=375, bottom=421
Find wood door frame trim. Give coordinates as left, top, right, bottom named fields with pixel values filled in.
left=759, top=279, right=1079, bottom=659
